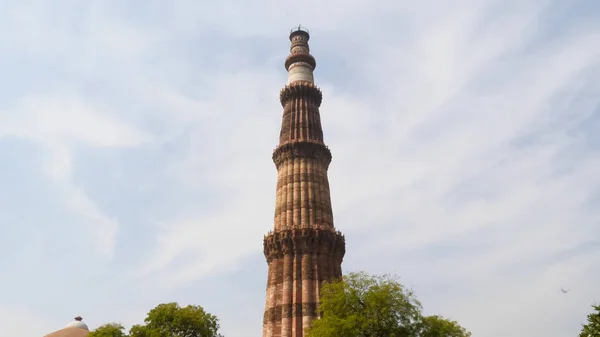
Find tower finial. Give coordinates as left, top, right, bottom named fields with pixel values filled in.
left=262, top=29, right=345, bottom=337
left=285, top=25, right=315, bottom=84
left=289, top=24, right=310, bottom=40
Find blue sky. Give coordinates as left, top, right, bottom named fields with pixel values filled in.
left=1, top=0, right=599, bottom=336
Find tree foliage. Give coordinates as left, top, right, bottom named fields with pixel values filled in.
left=580, top=303, right=600, bottom=337
left=306, top=272, right=471, bottom=337
left=416, top=315, right=471, bottom=337
left=88, top=323, right=128, bottom=337
left=90, top=302, right=223, bottom=337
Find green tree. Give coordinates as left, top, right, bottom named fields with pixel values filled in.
left=90, top=302, right=223, bottom=337
left=88, top=323, right=128, bottom=337
left=129, top=302, right=223, bottom=337
left=417, top=315, right=471, bottom=337
left=580, top=303, right=600, bottom=337
left=306, top=272, right=470, bottom=337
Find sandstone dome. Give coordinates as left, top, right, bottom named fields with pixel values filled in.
left=44, top=316, right=90, bottom=337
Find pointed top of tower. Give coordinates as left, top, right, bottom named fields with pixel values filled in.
left=262, top=28, right=346, bottom=336
left=285, top=25, right=316, bottom=84
left=289, top=25, right=310, bottom=40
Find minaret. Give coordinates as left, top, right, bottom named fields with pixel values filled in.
left=262, top=26, right=346, bottom=337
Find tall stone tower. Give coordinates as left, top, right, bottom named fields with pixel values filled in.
left=262, top=26, right=346, bottom=337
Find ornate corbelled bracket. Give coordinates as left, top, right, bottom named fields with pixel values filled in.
left=272, top=141, right=332, bottom=169
left=263, top=226, right=346, bottom=263
left=279, top=82, right=323, bottom=107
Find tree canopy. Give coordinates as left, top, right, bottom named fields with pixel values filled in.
left=306, top=272, right=471, bottom=337
left=89, top=302, right=223, bottom=337
left=580, top=303, right=600, bottom=337
left=88, top=323, right=127, bottom=337
left=416, top=315, right=471, bottom=337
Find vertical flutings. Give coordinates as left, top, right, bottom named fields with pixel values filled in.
left=286, top=160, right=293, bottom=229
left=301, top=253, right=314, bottom=332
left=274, top=163, right=284, bottom=231
left=307, top=159, right=315, bottom=225
left=263, top=26, right=345, bottom=337
left=300, top=158, right=307, bottom=227
left=281, top=253, right=293, bottom=337
left=293, top=160, right=301, bottom=228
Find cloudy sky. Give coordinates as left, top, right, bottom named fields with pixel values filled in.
left=1, top=0, right=599, bottom=336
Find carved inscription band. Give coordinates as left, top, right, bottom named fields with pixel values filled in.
left=265, top=258, right=342, bottom=286
left=275, top=171, right=330, bottom=190
left=263, top=302, right=318, bottom=323
left=274, top=199, right=332, bottom=218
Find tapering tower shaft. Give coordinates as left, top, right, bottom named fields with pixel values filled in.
left=262, top=26, right=346, bottom=337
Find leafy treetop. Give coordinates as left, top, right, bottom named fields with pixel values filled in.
left=89, top=302, right=223, bottom=337
left=306, top=272, right=471, bottom=337
left=580, top=303, right=600, bottom=337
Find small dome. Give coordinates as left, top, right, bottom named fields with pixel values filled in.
left=44, top=316, right=90, bottom=337
left=65, top=316, right=89, bottom=331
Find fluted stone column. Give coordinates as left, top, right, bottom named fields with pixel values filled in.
left=262, top=26, right=346, bottom=337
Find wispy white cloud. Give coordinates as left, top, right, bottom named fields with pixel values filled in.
left=0, top=1, right=599, bottom=337
left=0, top=91, right=151, bottom=258
left=1, top=92, right=150, bottom=146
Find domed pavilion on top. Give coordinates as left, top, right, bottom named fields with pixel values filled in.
left=44, top=316, right=89, bottom=337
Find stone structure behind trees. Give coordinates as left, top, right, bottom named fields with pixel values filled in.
left=42, top=26, right=346, bottom=337
left=262, top=26, right=346, bottom=337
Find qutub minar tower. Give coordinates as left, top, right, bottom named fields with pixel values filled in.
left=262, top=26, right=346, bottom=337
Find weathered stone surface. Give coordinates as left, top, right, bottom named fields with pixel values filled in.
left=263, top=228, right=346, bottom=262
left=272, top=142, right=332, bottom=169
left=285, top=54, right=317, bottom=73
left=263, top=302, right=319, bottom=323
left=262, top=27, right=345, bottom=337
left=279, top=82, right=322, bottom=106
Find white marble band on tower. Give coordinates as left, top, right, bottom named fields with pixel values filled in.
left=287, top=62, right=314, bottom=84
left=286, top=25, right=316, bottom=84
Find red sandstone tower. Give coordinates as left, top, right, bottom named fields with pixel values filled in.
left=262, top=26, right=346, bottom=337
